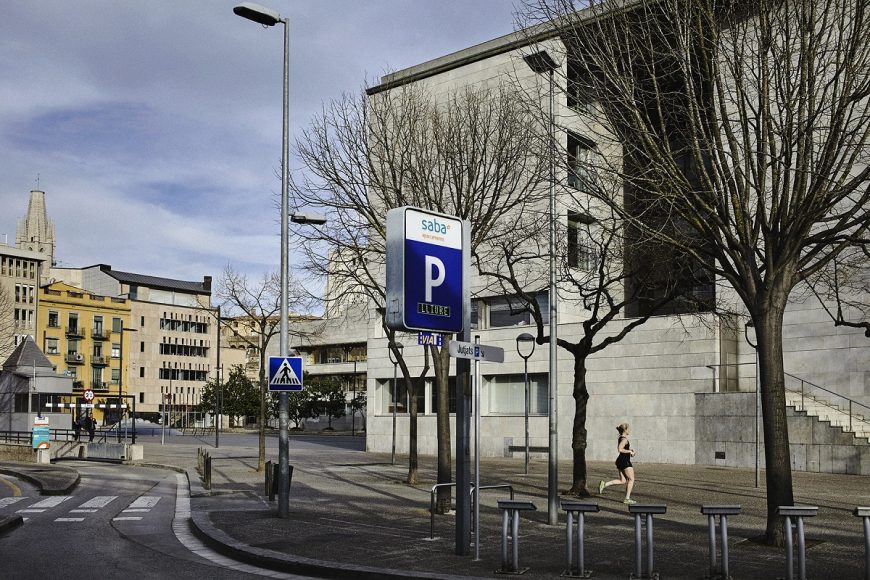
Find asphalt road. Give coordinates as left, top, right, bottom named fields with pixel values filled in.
left=0, top=462, right=313, bottom=580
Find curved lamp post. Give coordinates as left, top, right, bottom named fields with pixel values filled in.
left=119, top=327, right=137, bottom=443
left=388, top=341, right=404, bottom=465
left=516, top=333, right=536, bottom=475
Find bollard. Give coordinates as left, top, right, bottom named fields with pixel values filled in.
left=561, top=501, right=599, bottom=578
left=496, top=500, right=537, bottom=575
left=855, top=507, right=870, bottom=580
left=628, top=504, right=667, bottom=579
left=265, top=460, right=274, bottom=501
left=777, top=506, right=818, bottom=580
left=701, top=505, right=740, bottom=579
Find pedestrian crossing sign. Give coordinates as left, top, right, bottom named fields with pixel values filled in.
left=268, top=356, right=304, bottom=392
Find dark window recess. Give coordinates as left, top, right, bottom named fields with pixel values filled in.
left=715, top=451, right=726, bottom=460
left=567, top=211, right=599, bottom=270
left=429, top=376, right=458, bottom=414
left=140, top=341, right=145, bottom=352
left=140, top=367, right=145, bottom=378
left=566, top=132, right=596, bottom=190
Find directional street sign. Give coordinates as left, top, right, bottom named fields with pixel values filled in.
left=268, top=356, right=304, bottom=392
left=417, top=332, right=443, bottom=347
left=386, top=206, right=469, bottom=334
left=448, top=340, right=505, bottom=363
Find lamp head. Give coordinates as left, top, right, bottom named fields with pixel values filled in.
left=523, top=50, right=558, bottom=74
left=516, top=332, right=536, bottom=359
left=233, top=2, right=282, bottom=26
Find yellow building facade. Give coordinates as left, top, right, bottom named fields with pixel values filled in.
left=37, top=281, right=132, bottom=422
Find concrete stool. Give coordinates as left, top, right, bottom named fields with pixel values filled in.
left=855, top=507, right=870, bottom=580
left=701, top=505, right=740, bottom=579
left=777, top=505, right=818, bottom=580
left=628, top=503, right=667, bottom=579
left=496, top=500, right=536, bottom=575
left=561, top=501, right=599, bottom=578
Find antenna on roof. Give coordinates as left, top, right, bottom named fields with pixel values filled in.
left=35, top=173, right=40, bottom=189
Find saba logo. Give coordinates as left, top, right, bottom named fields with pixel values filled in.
left=421, top=218, right=451, bottom=234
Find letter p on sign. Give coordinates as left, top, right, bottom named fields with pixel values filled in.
left=425, top=255, right=445, bottom=302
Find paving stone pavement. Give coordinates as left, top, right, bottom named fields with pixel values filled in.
left=4, top=431, right=870, bottom=578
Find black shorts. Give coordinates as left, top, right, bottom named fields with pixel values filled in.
left=616, top=454, right=632, bottom=471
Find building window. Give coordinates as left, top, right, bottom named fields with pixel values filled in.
left=94, top=316, right=103, bottom=333
left=112, top=317, right=122, bottom=333
left=140, top=341, right=144, bottom=353
left=111, top=368, right=121, bottom=383
left=378, top=378, right=408, bottom=414
left=484, top=373, right=549, bottom=415
left=567, top=211, right=600, bottom=270
left=45, top=337, right=59, bottom=355
left=427, top=377, right=457, bottom=415
left=567, top=132, right=596, bottom=190
left=111, top=343, right=120, bottom=358
left=140, top=367, right=145, bottom=378
left=486, top=294, right=548, bottom=328
left=48, top=311, right=59, bottom=328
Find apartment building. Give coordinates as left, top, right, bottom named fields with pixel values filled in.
left=0, top=244, right=45, bottom=360
left=37, top=281, right=131, bottom=421
left=77, top=264, right=217, bottom=418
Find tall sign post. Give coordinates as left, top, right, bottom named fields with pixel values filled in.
left=386, top=206, right=470, bottom=555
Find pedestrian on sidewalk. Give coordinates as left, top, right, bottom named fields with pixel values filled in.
left=86, top=414, right=97, bottom=442
left=598, top=422, right=637, bottom=504
left=72, top=415, right=81, bottom=441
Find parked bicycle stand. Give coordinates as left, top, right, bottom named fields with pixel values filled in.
left=700, top=505, right=740, bottom=579
left=496, top=500, right=537, bottom=575
left=628, top=503, right=667, bottom=579
left=561, top=501, right=599, bottom=578
left=855, top=507, right=870, bottom=580
left=777, top=505, right=818, bottom=580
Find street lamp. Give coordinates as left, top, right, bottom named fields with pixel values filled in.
left=516, top=333, right=536, bottom=475
left=118, top=327, right=137, bottom=443
left=523, top=48, right=560, bottom=525
left=344, top=345, right=359, bottom=437
left=234, top=0, right=294, bottom=519
left=745, top=320, right=759, bottom=488
left=388, top=341, right=404, bottom=465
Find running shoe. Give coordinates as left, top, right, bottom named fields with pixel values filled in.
left=598, top=480, right=605, bottom=494
left=623, top=498, right=637, bottom=505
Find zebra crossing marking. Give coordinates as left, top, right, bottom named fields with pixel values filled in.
left=112, top=516, right=142, bottom=521
left=0, top=497, right=28, bottom=509
left=78, top=496, right=117, bottom=509
left=127, top=496, right=160, bottom=509
left=55, top=517, right=85, bottom=522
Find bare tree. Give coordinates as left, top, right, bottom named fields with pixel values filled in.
left=522, top=0, right=870, bottom=543
left=212, top=266, right=317, bottom=472
left=0, top=285, right=14, bottom=361
left=293, top=81, right=548, bottom=500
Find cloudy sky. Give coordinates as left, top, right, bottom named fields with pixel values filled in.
left=0, top=1, right=519, bottom=291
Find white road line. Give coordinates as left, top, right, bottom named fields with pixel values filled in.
left=112, top=516, right=143, bottom=521
left=128, top=496, right=160, bottom=509
left=78, top=496, right=117, bottom=509
left=70, top=509, right=98, bottom=513
left=29, top=496, right=71, bottom=509
left=55, top=517, right=85, bottom=522
left=0, top=497, right=27, bottom=508
left=122, top=508, right=151, bottom=513
left=171, top=473, right=308, bottom=579
left=16, top=509, right=46, bottom=513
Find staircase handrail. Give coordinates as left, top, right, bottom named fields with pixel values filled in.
left=785, top=372, right=870, bottom=434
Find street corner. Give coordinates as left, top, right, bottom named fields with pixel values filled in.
left=0, top=514, right=24, bottom=535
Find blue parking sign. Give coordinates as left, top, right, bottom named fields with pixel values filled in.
left=386, top=207, right=468, bottom=334
left=268, top=356, right=304, bottom=392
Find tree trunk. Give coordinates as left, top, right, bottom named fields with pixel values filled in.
left=757, top=303, right=794, bottom=546
left=407, top=375, right=419, bottom=485
left=569, top=353, right=591, bottom=496
left=433, top=344, right=452, bottom=513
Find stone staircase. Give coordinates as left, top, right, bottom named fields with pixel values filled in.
left=785, top=390, right=870, bottom=443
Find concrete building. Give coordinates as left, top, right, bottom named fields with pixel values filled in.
left=37, top=281, right=131, bottom=423
left=0, top=243, right=45, bottom=361
left=352, top=22, right=869, bottom=474
left=78, top=265, right=217, bottom=419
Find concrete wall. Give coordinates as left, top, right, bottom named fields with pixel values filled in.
left=0, top=443, right=35, bottom=462
left=695, top=392, right=870, bottom=475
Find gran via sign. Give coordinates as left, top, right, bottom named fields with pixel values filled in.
left=386, top=207, right=469, bottom=334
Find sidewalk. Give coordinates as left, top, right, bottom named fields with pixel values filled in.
left=139, top=434, right=870, bottom=579
left=3, top=433, right=869, bottom=578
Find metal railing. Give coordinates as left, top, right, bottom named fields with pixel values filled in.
left=785, top=372, right=870, bottom=435
left=429, top=482, right=514, bottom=539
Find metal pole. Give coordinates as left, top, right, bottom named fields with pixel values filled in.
left=161, top=391, right=166, bottom=445
left=708, top=514, right=717, bottom=577
left=391, top=356, right=398, bottom=465
left=277, top=15, right=291, bottom=520
left=721, top=515, right=730, bottom=579
left=215, top=305, right=221, bottom=448
left=352, top=358, right=357, bottom=436
left=755, top=348, right=759, bottom=488
left=473, top=335, right=481, bottom=562
left=547, top=66, right=559, bottom=526
left=524, top=356, right=529, bottom=475
left=118, top=328, right=124, bottom=443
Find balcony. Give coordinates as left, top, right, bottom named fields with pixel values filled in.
left=72, top=380, right=83, bottom=389
left=65, top=326, right=84, bottom=338
left=92, top=381, right=109, bottom=391
left=66, top=353, right=85, bottom=365
left=91, top=328, right=111, bottom=341
left=91, top=356, right=108, bottom=367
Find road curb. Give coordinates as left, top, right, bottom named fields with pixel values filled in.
left=187, top=509, right=474, bottom=580
left=0, top=464, right=79, bottom=495
left=0, top=514, right=23, bottom=534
